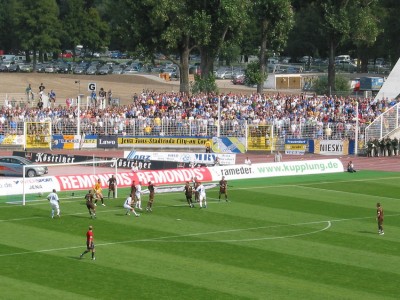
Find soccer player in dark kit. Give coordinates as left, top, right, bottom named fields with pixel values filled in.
left=107, top=175, right=117, bottom=199
left=377, top=202, right=384, bottom=235
left=219, top=176, right=228, bottom=202
left=146, top=181, right=156, bottom=212
left=85, top=190, right=96, bottom=218
left=184, top=181, right=194, bottom=208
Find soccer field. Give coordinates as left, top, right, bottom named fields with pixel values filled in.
left=1, top=171, right=399, bottom=299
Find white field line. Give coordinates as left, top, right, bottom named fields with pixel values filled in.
left=0, top=220, right=332, bottom=257
left=1, top=212, right=400, bottom=257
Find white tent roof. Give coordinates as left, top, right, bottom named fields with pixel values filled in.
left=374, top=58, right=400, bottom=101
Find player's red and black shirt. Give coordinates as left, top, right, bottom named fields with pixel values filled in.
left=108, top=177, right=117, bottom=189
left=148, top=183, right=155, bottom=195
left=86, top=230, right=94, bottom=247
left=219, top=180, right=227, bottom=193
left=184, top=185, right=193, bottom=197
left=377, top=207, right=384, bottom=221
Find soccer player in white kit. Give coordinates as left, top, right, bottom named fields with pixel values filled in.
left=123, top=194, right=140, bottom=217
left=47, top=189, right=60, bottom=218
left=196, top=182, right=207, bottom=208
left=134, top=181, right=143, bottom=210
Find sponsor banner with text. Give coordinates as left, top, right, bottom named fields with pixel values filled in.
left=207, top=159, right=344, bottom=181
left=52, top=135, right=81, bottom=149
left=97, top=135, right=118, bottom=148
left=81, top=134, right=98, bottom=149
left=314, top=140, right=349, bottom=155
left=118, top=136, right=207, bottom=148
left=125, top=150, right=236, bottom=165
left=285, top=138, right=307, bottom=155
left=0, top=177, right=57, bottom=196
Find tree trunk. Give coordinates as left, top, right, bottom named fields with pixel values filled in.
left=200, top=48, right=215, bottom=80
left=327, top=40, right=336, bottom=94
left=257, top=19, right=268, bottom=94
left=179, top=46, right=190, bottom=95
left=33, top=49, right=37, bottom=71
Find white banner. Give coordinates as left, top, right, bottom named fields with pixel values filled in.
left=0, top=177, right=57, bottom=196
left=314, top=140, right=349, bottom=156
left=207, top=159, right=344, bottom=181
left=124, top=151, right=236, bottom=165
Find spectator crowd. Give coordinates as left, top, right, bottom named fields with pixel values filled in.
left=1, top=84, right=399, bottom=142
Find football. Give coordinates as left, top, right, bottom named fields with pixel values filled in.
left=38, top=192, right=43, bottom=197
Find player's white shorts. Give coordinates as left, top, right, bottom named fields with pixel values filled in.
left=135, top=193, right=141, bottom=201
left=199, top=195, right=206, bottom=202
left=50, top=203, right=59, bottom=210
left=124, top=204, right=133, bottom=210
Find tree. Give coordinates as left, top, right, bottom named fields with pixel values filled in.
left=81, top=7, right=110, bottom=54
left=57, top=0, right=87, bottom=59
left=314, top=0, right=382, bottom=92
left=194, top=0, right=251, bottom=82
left=252, top=0, right=294, bottom=93
left=381, top=0, right=400, bottom=66
left=349, top=0, right=381, bottom=73
left=0, top=0, right=18, bottom=53
left=14, top=0, right=61, bottom=66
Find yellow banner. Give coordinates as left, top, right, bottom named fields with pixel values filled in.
left=247, top=125, right=275, bottom=151
left=285, top=144, right=307, bottom=150
left=25, top=122, right=51, bottom=149
left=118, top=137, right=207, bottom=146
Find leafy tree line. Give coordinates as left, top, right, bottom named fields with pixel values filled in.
left=0, top=0, right=399, bottom=94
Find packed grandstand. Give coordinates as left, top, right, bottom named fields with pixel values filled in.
left=0, top=89, right=397, bottom=141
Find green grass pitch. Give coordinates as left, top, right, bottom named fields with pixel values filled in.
left=1, top=171, right=400, bottom=299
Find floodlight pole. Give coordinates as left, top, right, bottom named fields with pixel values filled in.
left=355, top=101, right=359, bottom=155
left=217, top=96, right=221, bottom=138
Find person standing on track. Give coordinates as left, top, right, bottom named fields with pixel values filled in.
left=80, top=225, right=96, bottom=260
left=47, top=189, right=60, bottom=218
left=377, top=202, right=384, bottom=235
left=205, top=139, right=211, bottom=153
left=85, top=190, right=96, bottom=219
left=107, top=175, right=117, bottom=199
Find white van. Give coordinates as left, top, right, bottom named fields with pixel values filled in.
left=1, top=54, right=15, bottom=62
left=335, top=55, right=350, bottom=61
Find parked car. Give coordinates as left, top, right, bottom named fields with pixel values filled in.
left=97, top=65, right=112, bottom=75
left=112, top=66, right=125, bottom=74
left=232, top=74, right=245, bottom=85
left=59, top=52, right=73, bottom=58
left=73, top=65, right=86, bottom=74
left=0, top=156, right=48, bottom=177
left=44, top=64, right=56, bottom=73
left=215, top=69, right=233, bottom=79
left=85, top=65, right=98, bottom=75
left=0, top=63, right=9, bottom=72
left=56, top=63, right=71, bottom=74
left=35, top=63, right=47, bottom=73
left=7, top=63, right=20, bottom=72
left=19, top=63, right=33, bottom=72
left=123, top=66, right=139, bottom=75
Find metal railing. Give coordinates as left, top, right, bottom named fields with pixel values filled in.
left=365, top=103, right=400, bottom=142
